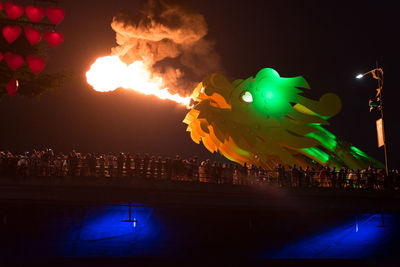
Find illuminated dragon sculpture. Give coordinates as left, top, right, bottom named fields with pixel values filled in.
left=184, top=68, right=383, bottom=170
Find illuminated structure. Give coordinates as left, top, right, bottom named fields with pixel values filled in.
left=184, top=68, right=384, bottom=169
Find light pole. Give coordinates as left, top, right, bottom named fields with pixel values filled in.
left=356, top=63, right=388, bottom=176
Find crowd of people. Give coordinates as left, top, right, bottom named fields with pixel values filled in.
left=0, top=149, right=399, bottom=190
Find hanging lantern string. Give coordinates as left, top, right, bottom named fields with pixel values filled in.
left=33, top=0, right=59, bottom=3
left=0, top=18, right=55, bottom=29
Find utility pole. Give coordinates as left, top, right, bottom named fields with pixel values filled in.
left=356, top=62, right=388, bottom=175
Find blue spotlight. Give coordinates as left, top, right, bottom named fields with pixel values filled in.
left=261, top=213, right=395, bottom=259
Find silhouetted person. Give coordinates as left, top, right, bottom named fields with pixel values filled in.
left=68, top=151, right=78, bottom=177
left=298, top=166, right=304, bottom=188
left=338, top=167, right=345, bottom=188
left=134, top=153, right=141, bottom=177
left=331, top=167, right=337, bottom=188
left=149, top=156, right=156, bottom=179
left=117, top=153, right=125, bottom=177
left=277, top=164, right=285, bottom=187
left=172, top=155, right=180, bottom=180
left=355, top=169, right=361, bottom=189
left=186, top=158, right=194, bottom=181
left=367, top=166, right=374, bottom=189
left=192, top=156, right=199, bottom=181
left=155, top=156, right=162, bottom=179
left=305, top=166, right=312, bottom=188
left=385, top=170, right=394, bottom=190
left=165, top=157, right=172, bottom=180
left=394, top=170, right=399, bottom=190
left=125, top=154, right=132, bottom=177
left=291, top=165, right=298, bottom=188
left=99, top=155, right=105, bottom=177
left=89, top=154, right=97, bottom=177
left=107, top=154, right=114, bottom=178
left=143, top=153, right=150, bottom=177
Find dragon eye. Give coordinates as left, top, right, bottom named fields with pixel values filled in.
left=241, top=91, right=253, bottom=103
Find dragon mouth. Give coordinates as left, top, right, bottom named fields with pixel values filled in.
left=189, top=98, right=199, bottom=108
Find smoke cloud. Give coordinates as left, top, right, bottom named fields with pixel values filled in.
left=110, top=0, right=222, bottom=95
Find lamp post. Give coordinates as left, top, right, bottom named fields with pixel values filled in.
left=356, top=63, right=388, bottom=176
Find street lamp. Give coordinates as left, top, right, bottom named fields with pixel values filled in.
left=356, top=68, right=384, bottom=81
left=356, top=64, right=388, bottom=176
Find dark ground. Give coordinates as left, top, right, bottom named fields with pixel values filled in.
left=0, top=177, right=399, bottom=265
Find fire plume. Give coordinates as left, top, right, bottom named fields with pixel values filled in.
left=86, top=56, right=191, bottom=107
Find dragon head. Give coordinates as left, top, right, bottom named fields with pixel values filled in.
left=184, top=68, right=381, bottom=170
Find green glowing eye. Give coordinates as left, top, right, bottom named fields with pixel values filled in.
left=241, top=91, right=253, bottom=103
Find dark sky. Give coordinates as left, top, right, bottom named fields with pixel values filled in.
left=0, top=0, right=398, bottom=166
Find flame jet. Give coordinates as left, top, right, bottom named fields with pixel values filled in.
left=184, top=68, right=384, bottom=170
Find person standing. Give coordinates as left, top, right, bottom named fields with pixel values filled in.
left=331, top=167, right=337, bottom=189
left=116, top=153, right=125, bottom=177
left=355, top=169, right=361, bottom=189
left=291, top=165, right=298, bottom=188
left=165, top=157, right=172, bottom=180
left=338, top=167, right=345, bottom=188
left=192, top=156, right=199, bottom=182
left=277, top=164, right=285, bottom=187
left=298, top=166, right=304, bottom=188
left=155, top=156, right=162, bottom=180
left=99, top=155, right=105, bottom=177
left=366, top=166, right=374, bottom=189
left=149, top=156, right=156, bottom=179
left=305, top=166, right=312, bottom=188
left=241, top=162, right=249, bottom=185
left=61, top=155, right=68, bottom=177
left=107, top=154, right=114, bottom=178
left=54, top=155, right=62, bottom=177
left=143, top=153, right=150, bottom=178
left=89, top=153, right=97, bottom=177
left=134, top=154, right=141, bottom=178
left=347, top=169, right=355, bottom=189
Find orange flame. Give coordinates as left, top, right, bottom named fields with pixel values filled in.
left=86, top=56, right=191, bottom=107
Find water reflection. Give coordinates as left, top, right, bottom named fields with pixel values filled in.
left=262, top=213, right=398, bottom=259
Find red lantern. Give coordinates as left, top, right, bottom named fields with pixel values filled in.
left=0, top=52, right=3, bottom=62
left=25, top=26, right=42, bottom=46
left=46, top=7, right=65, bottom=25
left=6, top=78, right=18, bottom=97
left=25, top=5, right=45, bottom=23
left=27, top=55, right=46, bottom=74
left=44, top=31, right=64, bottom=48
left=3, top=25, right=22, bottom=44
left=4, top=1, right=24, bottom=20
left=0, top=2, right=3, bottom=12
left=4, top=52, right=24, bottom=70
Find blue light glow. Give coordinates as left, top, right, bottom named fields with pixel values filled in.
left=62, top=205, right=156, bottom=257
left=261, top=213, right=396, bottom=259
left=79, top=205, right=151, bottom=240
left=355, top=216, right=358, bottom=233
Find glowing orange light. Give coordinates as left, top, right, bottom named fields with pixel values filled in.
left=86, top=56, right=191, bottom=107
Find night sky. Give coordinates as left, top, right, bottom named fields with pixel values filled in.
left=0, top=0, right=398, bottom=167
